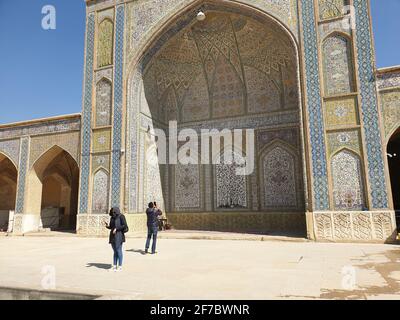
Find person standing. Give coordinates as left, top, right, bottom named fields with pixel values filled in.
left=145, top=202, right=162, bottom=254
left=105, top=207, right=128, bottom=271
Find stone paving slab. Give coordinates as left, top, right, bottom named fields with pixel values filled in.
left=0, top=236, right=399, bottom=300
left=4, top=230, right=309, bottom=242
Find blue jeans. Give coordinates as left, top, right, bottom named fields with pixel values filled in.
left=145, top=225, right=158, bottom=253
left=111, top=243, right=123, bottom=267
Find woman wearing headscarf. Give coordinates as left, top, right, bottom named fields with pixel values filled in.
left=104, top=207, right=128, bottom=272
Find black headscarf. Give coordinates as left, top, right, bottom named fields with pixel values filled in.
left=109, top=207, right=121, bottom=218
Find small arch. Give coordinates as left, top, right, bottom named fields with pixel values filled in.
left=322, top=33, right=355, bottom=96
left=94, top=78, right=113, bottom=127
left=321, top=30, right=352, bottom=44
left=259, top=140, right=302, bottom=210
left=387, top=127, right=400, bottom=230
left=259, top=138, right=299, bottom=158
left=330, top=148, right=366, bottom=210
left=213, top=147, right=249, bottom=210
left=97, top=18, right=114, bottom=68
left=0, top=151, right=18, bottom=171
left=92, top=168, right=110, bottom=214
left=0, top=153, right=18, bottom=230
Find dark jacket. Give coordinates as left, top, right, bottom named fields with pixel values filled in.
left=106, top=207, right=127, bottom=246
left=146, top=207, right=162, bottom=227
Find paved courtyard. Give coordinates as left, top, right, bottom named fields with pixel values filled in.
left=0, top=234, right=399, bottom=299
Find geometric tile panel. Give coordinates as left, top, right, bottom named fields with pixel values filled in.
left=327, top=130, right=361, bottom=157
left=331, top=149, right=366, bottom=210
left=79, top=13, right=95, bottom=214
left=15, top=137, right=29, bottom=214
left=380, top=90, right=400, bottom=139
left=318, top=0, right=347, bottom=20
left=0, top=139, right=20, bottom=168
left=92, top=128, right=111, bottom=153
left=377, top=71, right=400, bottom=90
left=29, top=132, right=80, bottom=167
left=301, top=0, right=330, bottom=210
left=354, top=0, right=389, bottom=209
left=325, top=96, right=359, bottom=128
left=110, top=5, right=125, bottom=208
left=322, top=34, right=354, bottom=96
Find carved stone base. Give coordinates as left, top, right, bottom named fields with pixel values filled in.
left=77, top=213, right=148, bottom=236
left=308, top=211, right=397, bottom=243
left=12, top=214, right=41, bottom=235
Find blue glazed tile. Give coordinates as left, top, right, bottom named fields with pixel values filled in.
left=79, top=13, right=95, bottom=214
left=353, top=0, right=388, bottom=209
left=111, top=5, right=125, bottom=208
left=301, top=0, right=330, bottom=210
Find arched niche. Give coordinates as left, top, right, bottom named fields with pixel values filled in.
left=26, top=145, right=79, bottom=231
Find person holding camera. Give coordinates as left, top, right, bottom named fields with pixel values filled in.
left=145, top=202, right=162, bottom=254
left=104, top=207, right=128, bottom=271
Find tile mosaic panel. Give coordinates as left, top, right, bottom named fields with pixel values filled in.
left=15, top=137, right=29, bottom=214
left=262, top=146, right=297, bottom=209
left=92, top=129, right=111, bottom=153
left=110, top=5, right=124, bottom=208
left=92, top=154, right=110, bottom=173
left=327, top=130, right=361, bottom=156
left=92, top=169, right=110, bottom=213
left=318, top=0, right=347, bottom=20
left=126, top=0, right=298, bottom=61
left=0, top=118, right=80, bottom=140
left=377, top=71, right=400, bottom=90
left=95, top=78, right=112, bottom=127
left=300, top=0, right=329, bottom=210
left=0, top=139, right=20, bottom=168
left=29, top=132, right=80, bottom=167
left=142, top=11, right=298, bottom=125
left=79, top=13, right=95, bottom=214
left=97, top=18, right=114, bottom=68
left=215, top=151, right=247, bottom=209
left=322, top=34, right=354, bottom=96
left=175, top=164, right=201, bottom=210
left=380, top=90, right=400, bottom=139
left=331, top=149, right=366, bottom=210
left=325, top=96, right=359, bottom=128
left=354, top=0, right=388, bottom=208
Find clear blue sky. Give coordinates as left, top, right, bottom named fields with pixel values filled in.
left=0, top=0, right=399, bottom=124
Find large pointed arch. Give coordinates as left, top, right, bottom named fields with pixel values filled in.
left=124, top=0, right=307, bottom=236
left=0, top=153, right=18, bottom=231
left=25, top=145, right=79, bottom=231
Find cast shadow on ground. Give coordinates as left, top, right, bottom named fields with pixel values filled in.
left=126, top=249, right=147, bottom=255
left=86, top=263, right=112, bottom=269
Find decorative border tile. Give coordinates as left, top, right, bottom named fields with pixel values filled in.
left=79, top=13, right=95, bottom=214
left=353, top=0, right=388, bottom=208
left=300, top=0, right=329, bottom=210
left=15, top=137, right=29, bottom=213
left=111, top=4, right=125, bottom=208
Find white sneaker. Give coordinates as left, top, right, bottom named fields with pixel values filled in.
left=109, top=266, right=117, bottom=272
left=117, top=266, right=123, bottom=272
